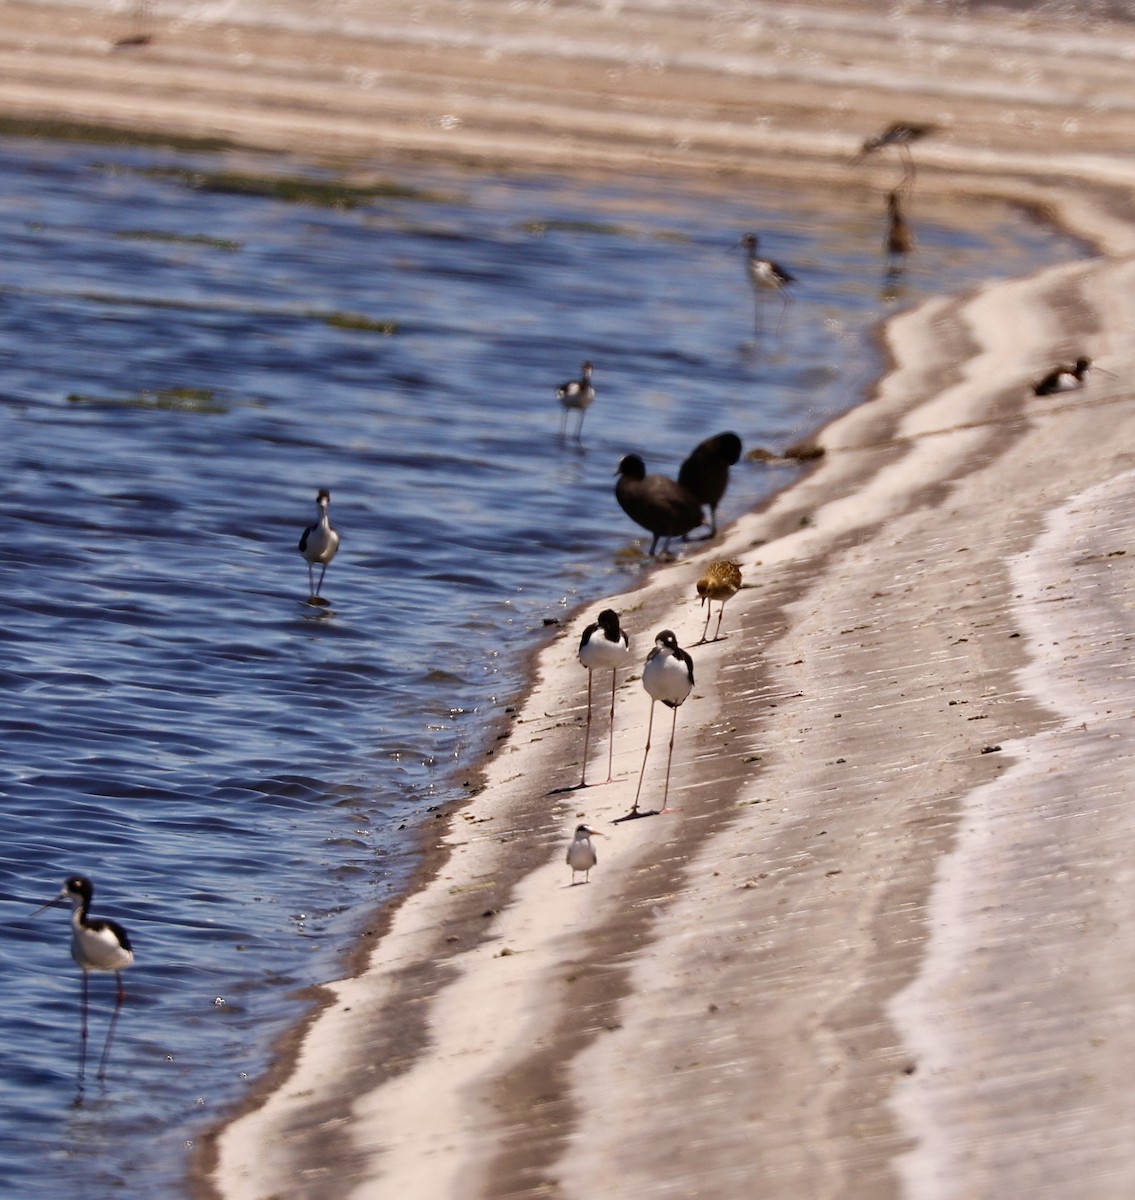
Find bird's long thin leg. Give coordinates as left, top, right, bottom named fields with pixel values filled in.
left=660, top=705, right=679, bottom=812
left=714, top=602, right=726, bottom=641
left=97, top=975, right=126, bottom=1081
left=307, top=562, right=316, bottom=595
left=776, top=290, right=793, bottom=336
left=605, top=669, right=618, bottom=783
left=698, top=605, right=712, bottom=645
left=632, top=700, right=656, bottom=814
left=78, top=972, right=89, bottom=1083
left=579, top=670, right=594, bottom=788
left=316, top=562, right=329, bottom=597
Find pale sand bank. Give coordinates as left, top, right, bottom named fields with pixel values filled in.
left=4, top=2, right=1135, bottom=1197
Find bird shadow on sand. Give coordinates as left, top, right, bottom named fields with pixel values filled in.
left=612, top=807, right=664, bottom=823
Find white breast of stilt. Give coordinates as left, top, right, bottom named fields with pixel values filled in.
left=71, top=915, right=134, bottom=973
left=642, top=636, right=694, bottom=708
left=580, top=631, right=630, bottom=671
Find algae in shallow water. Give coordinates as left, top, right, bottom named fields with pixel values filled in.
left=67, top=387, right=227, bottom=414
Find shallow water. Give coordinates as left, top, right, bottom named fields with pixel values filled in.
left=0, top=134, right=1080, bottom=1197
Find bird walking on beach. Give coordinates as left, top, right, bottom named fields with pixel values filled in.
left=556, top=360, right=595, bottom=442
left=1033, top=356, right=1093, bottom=396
left=739, top=233, right=795, bottom=332
left=696, top=560, right=743, bottom=644
left=678, top=431, right=743, bottom=539
left=630, top=630, right=695, bottom=816
left=566, top=824, right=603, bottom=884
left=615, top=454, right=704, bottom=558
left=884, top=189, right=914, bottom=276
left=298, top=488, right=340, bottom=601
left=34, top=875, right=135, bottom=1084
left=577, top=609, right=632, bottom=788
left=853, top=121, right=935, bottom=187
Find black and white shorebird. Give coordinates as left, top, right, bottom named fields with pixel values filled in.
left=577, top=609, right=632, bottom=788
left=678, top=431, right=743, bottom=539
left=615, top=454, right=704, bottom=558
left=739, top=233, right=795, bottom=331
left=34, top=875, right=135, bottom=1084
left=629, top=630, right=695, bottom=817
left=566, top=824, right=603, bottom=884
left=298, top=488, right=340, bottom=601
left=1033, top=356, right=1093, bottom=396
left=696, top=559, right=743, bottom=644
left=556, top=361, right=595, bottom=441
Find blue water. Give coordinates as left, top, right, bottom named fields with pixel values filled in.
left=0, top=135, right=1080, bottom=1197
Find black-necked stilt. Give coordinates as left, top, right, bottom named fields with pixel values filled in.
left=577, top=609, right=632, bottom=788
left=34, top=875, right=135, bottom=1084
left=566, top=824, right=603, bottom=884
left=739, top=234, right=795, bottom=331
left=615, top=454, right=704, bottom=558
left=696, top=560, right=743, bottom=644
left=884, top=190, right=914, bottom=275
left=556, top=361, right=595, bottom=441
left=298, top=488, right=340, bottom=601
left=630, top=630, right=694, bottom=816
left=1033, top=357, right=1093, bottom=396
left=678, top=431, right=743, bottom=539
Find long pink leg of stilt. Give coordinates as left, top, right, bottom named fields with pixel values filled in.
left=604, top=669, right=618, bottom=783
left=78, top=972, right=90, bottom=1082
left=97, top=974, right=126, bottom=1081
left=632, top=700, right=657, bottom=813
left=660, top=705, right=679, bottom=812
left=579, top=669, right=594, bottom=788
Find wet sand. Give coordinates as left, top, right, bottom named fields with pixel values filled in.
left=8, top=2, right=1135, bottom=1196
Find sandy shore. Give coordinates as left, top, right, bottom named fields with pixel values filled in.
left=9, top=2, right=1135, bottom=1196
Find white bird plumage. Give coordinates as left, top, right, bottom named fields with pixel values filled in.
left=630, top=630, right=695, bottom=816
left=298, top=488, right=340, bottom=599
left=566, top=824, right=602, bottom=884
left=577, top=609, right=632, bottom=788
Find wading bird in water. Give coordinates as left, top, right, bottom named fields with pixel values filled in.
left=739, top=233, right=795, bottom=332
left=615, top=454, right=704, bottom=558
left=884, top=189, right=914, bottom=276
left=853, top=121, right=936, bottom=188
left=695, top=560, right=743, bottom=644
left=34, top=875, right=135, bottom=1085
left=298, top=488, right=340, bottom=601
left=566, top=824, right=603, bottom=884
left=576, top=609, right=632, bottom=788
left=556, top=361, right=595, bottom=442
left=629, top=630, right=695, bottom=817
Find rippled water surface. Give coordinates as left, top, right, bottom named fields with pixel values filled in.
left=0, top=134, right=1080, bottom=1196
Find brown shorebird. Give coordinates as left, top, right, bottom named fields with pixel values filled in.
left=556, top=360, right=595, bottom=441
left=695, top=560, right=742, bottom=644
left=615, top=454, right=704, bottom=558
left=678, top=431, right=742, bottom=539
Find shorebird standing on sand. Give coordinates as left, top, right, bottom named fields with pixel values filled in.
left=678, top=431, right=743, bottom=539
left=1033, top=357, right=1094, bottom=396
left=34, top=875, right=135, bottom=1084
left=615, top=454, right=704, bottom=558
left=566, top=824, right=603, bottom=884
left=696, top=560, right=743, bottom=644
left=629, top=630, right=695, bottom=817
left=739, top=233, right=795, bottom=332
left=577, top=609, right=632, bottom=788
left=556, top=360, right=595, bottom=441
left=298, top=488, right=340, bottom=601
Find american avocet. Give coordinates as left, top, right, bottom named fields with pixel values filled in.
left=615, top=454, right=704, bottom=558
left=566, top=824, right=603, bottom=884
left=678, top=431, right=743, bottom=539
left=629, top=630, right=695, bottom=817
left=298, top=488, right=340, bottom=600
left=34, top=875, right=135, bottom=1084
left=577, top=609, right=632, bottom=788
left=854, top=122, right=936, bottom=187
left=695, top=560, right=743, bottom=644
left=556, top=361, right=595, bottom=441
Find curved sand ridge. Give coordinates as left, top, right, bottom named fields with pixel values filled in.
left=6, top=2, right=1135, bottom=1197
